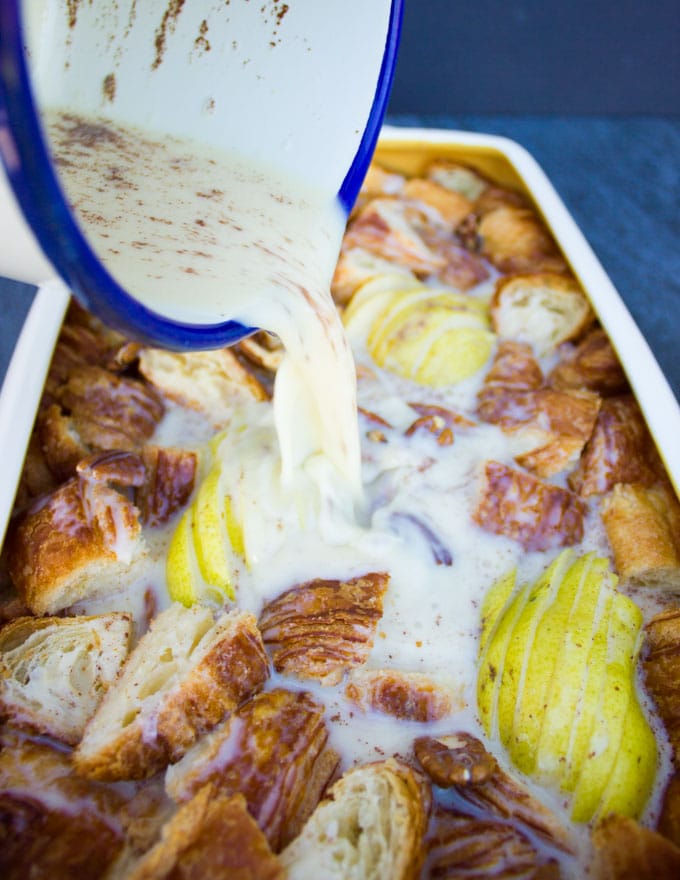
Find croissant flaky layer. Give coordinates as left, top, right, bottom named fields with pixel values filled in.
left=74, top=605, right=269, bottom=781
left=258, top=572, right=389, bottom=685
left=0, top=612, right=132, bottom=744
left=280, top=759, right=430, bottom=880
left=127, top=787, right=283, bottom=880
left=166, top=688, right=339, bottom=852
left=5, top=475, right=143, bottom=615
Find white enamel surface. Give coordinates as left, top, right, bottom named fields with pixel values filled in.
left=0, top=167, right=55, bottom=284
left=3, top=0, right=394, bottom=287
left=25, top=0, right=391, bottom=191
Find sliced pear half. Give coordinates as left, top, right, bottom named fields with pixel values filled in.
left=535, top=555, right=612, bottom=785
left=477, top=552, right=656, bottom=823
left=166, top=459, right=243, bottom=606
left=342, top=274, right=421, bottom=342
left=503, top=551, right=575, bottom=774
left=367, top=288, right=493, bottom=386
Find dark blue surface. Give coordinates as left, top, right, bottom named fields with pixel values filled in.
left=2, top=117, right=679, bottom=403
left=389, top=1, right=680, bottom=116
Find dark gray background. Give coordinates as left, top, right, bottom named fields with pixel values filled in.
left=2, top=1, right=679, bottom=400
left=388, top=1, right=680, bottom=115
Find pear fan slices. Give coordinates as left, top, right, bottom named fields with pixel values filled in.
left=477, top=549, right=657, bottom=823
left=343, top=276, right=495, bottom=386
left=166, top=448, right=245, bottom=606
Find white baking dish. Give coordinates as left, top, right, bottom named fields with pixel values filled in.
left=374, top=125, right=680, bottom=492
left=1, top=126, right=679, bottom=548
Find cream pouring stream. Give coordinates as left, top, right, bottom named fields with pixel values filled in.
left=46, top=111, right=362, bottom=504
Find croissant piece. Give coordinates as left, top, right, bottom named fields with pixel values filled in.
left=138, top=347, right=268, bottom=429
left=11, top=430, right=58, bottom=511
left=237, top=332, right=285, bottom=374
left=342, top=197, right=446, bottom=276
left=479, top=385, right=600, bottom=477
left=478, top=207, right=568, bottom=276
left=601, top=483, right=680, bottom=587
left=659, top=772, right=680, bottom=848
left=128, top=787, right=283, bottom=880
left=345, top=669, right=459, bottom=722
left=0, top=731, right=127, bottom=818
left=0, top=792, right=124, bottom=880
left=165, top=688, right=339, bottom=852
left=402, top=177, right=473, bottom=229
left=258, top=573, right=388, bottom=685
left=0, top=612, right=132, bottom=744
left=421, top=227, right=491, bottom=290
left=479, top=340, right=544, bottom=393
left=0, top=732, right=126, bottom=879
left=58, top=365, right=164, bottom=451
left=642, top=608, right=680, bottom=762
left=425, top=159, right=490, bottom=201
left=43, top=301, right=129, bottom=402
left=136, top=446, right=198, bottom=527
left=569, top=395, right=662, bottom=496
left=474, top=460, right=586, bottom=551
left=425, top=807, right=561, bottom=879
left=5, top=473, right=143, bottom=614
left=36, top=403, right=90, bottom=483
left=592, top=814, right=680, bottom=879
left=473, top=184, right=530, bottom=217
left=548, top=328, right=628, bottom=396
left=280, top=759, right=430, bottom=880
left=491, top=273, right=593, bottom=356
left=74, top=605, right=269, bottom=781
left=358, top=163, right=406, bottom=201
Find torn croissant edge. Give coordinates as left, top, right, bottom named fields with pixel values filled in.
left=4, top=448, right=198, bottom=615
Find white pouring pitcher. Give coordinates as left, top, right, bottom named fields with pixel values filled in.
left=0, top=0, right=402, bottom=348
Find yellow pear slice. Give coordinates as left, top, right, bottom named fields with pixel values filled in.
left=506, top=551, right=576, bottom=774
left=368, top=288, right=486, bottom=363
left=414, top=324, right=495, bottom=386
left=534, top=556, right=611, bottom=784
left=594, top=697, right=656, bottom=821
left=166, top=509, right=200, bottom=607
left=224, top=494, right=245, bottom=559
left=342, top=274, right=420, bottom=341
left=479, top=568, right=518, bottom=658
left=560, top=589, right=614, bottom=793
left=369, top=291, right=492, bottom=386
left=477, top=579, right=531, bottom=740
left=166, top=450, right=245, bottom=606
left=570, top=592, right=645, bottom=822
left=192, top=466, right=236, bottom=601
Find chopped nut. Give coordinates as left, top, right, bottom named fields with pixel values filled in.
left=414, top=732, right=497, bottom=786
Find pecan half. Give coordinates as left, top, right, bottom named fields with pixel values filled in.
left=414, top=733, right=497, bottom=787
